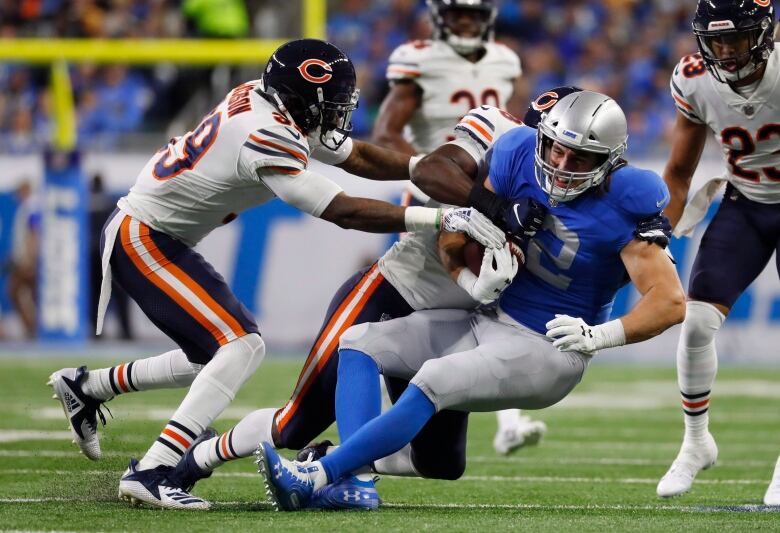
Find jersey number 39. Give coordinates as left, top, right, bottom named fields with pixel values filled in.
left=153, top=112, right=222, bottom=180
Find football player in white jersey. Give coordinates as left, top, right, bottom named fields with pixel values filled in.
left=372, top=0, right=540, bottom=455
left=45, top=39, right=507, bottom=511
left=657, top=0, right=780, bottom=505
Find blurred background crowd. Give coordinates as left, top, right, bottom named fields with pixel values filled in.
left=0, top=0, right=697, bottom=156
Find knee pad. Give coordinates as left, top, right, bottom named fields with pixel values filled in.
left=681, top=301, right=725, bottom=349
left=201, top=333, right=265, bottom=399
left=338, top=323, right=371, bottom=352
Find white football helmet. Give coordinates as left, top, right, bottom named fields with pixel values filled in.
left=427, top=0, right=497, bottom=55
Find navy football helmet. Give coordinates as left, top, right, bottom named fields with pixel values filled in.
left=261, top=39, right=359, bottom=149
left=523, top=85, right=584, bottom=128
left=693, top=0, right=776, bottom=83
left=427, top=0, right=497, bottom=54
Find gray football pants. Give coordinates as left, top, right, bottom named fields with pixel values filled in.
left=339, top=308, right=591, bottom=412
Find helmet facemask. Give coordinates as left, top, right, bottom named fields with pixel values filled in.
left=314, top=86, right=360, bottom=150
left=695, top=17, right=775, bottom=83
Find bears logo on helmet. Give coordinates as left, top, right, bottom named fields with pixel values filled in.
left=522, top=86, right=583, bottom=129
left=262, top=39, right=359, bottom=150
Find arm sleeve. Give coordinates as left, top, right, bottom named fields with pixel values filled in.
left=612, top=168, right=671, bottom=250
left=448, top=105, right=524, bottom=164
left=386, top=43, right=423, bottom=83
left=670, top=59, right=705, bottom=124
left=237, top=124, right=311, bottom=180
left=258, top=168, right=343, bottom=217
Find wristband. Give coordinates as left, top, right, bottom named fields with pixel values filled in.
left=404, top=206, right=441, bottom=232
left=409, top=154, right=425, bottom=177
left=593, top=319, right=626, bottom=350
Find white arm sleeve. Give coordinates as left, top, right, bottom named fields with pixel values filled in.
left=258, top=168, right=343, bottom=217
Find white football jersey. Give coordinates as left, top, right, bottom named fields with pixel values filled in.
left=379, top=106, right=524, bottom=311
left=118, top=80, right=342, bottom=246
left=671, top=47, right=780, bottom=204
left=387, top=40, right=521, bottom=154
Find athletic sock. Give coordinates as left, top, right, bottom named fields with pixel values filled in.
left=321, top=384, right=435, bottom=484
left=138, top=334, right=265, bottom=470
left=335, top=349, right=382, bottom=440
left=677, top=301, right=723, bottom=442
left=496, top=409, right=522, bottom=431
left=372, top=444, right=420, bottom=477
left=82, top=349, right=201, bottom=401
left=193, top=408, right=277, bottom=471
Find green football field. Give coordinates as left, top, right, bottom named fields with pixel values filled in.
left=1, top=356, right=778, bottom=532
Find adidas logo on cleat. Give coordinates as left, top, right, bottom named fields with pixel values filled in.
left=63, top=391, right=81, bottom=413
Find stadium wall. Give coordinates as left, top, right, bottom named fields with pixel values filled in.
left=0, top=155, right=777, bottom=363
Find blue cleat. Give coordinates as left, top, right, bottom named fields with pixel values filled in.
left=308, top=475, right=380, bottom=510
left=170, top=427, right=218, bottom=492
left=255, top=442, right=318, bottom=511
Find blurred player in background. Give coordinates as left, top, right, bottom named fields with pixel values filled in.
left=372, top=0, right=541, bottom=456
left=257, top=91, right=686, bottom=511
left=657, top=0, right=780, bottom=505
left=46, top=38, right=505, bottom=511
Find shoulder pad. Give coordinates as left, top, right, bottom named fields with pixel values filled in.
left=609, top=166, right=670, bottom=220
left=243, top=121, right=311, bottom=172
left=486, top=43, right=522, bottom=76
left=670, top=54, right=706, bottom=124
left=387, top=40, right=436, bottom=81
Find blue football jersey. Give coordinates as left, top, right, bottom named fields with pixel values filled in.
left=488, top=126, right=670, bottom=334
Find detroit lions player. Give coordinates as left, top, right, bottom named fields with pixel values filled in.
left=257, top=91, right=686, bottom=511
left=373, top=0, right=537, bottom=455
left=657, top=0, right=780, bottom=505
left=45, top=39, right=505, bottom=511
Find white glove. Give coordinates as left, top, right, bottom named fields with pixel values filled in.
left=457, top=244, right=518, bottom=304
left=308, top=130, right=353, bottom=166
left=440, top=207, right=505, bottom=249
left=545, top=315, right=626, bottom=355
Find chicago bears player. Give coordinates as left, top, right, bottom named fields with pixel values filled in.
left=45, top=39, right=506, bottom=511
left=373, top=0, right=536, bottom=454
left=256, top=91, right=687, bottom=511
left=657, top=0, right=780, bottom=505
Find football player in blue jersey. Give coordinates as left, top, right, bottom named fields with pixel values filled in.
left=256, top=90, right=687, bottom=511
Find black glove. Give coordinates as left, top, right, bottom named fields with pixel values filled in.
left=468, top=184, right=547, bottom=243
left=634, top=214, right=672, bottom=248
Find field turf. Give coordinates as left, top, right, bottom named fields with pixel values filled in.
left=0, top=356, right=778, bottom=531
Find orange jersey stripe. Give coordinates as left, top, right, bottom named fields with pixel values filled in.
left=249, top=135, right=308, bottom=164
left=461, top=118, right=493, bottom=142
left=120, top=218, right=229, bottom=345
left=672, top=93, right=693, bottom=111
left=277, top=267, right=384, bottom=429
left=388, top=67, right=421, bottom=77
left=136, top=223, right=247, bottom=341
left=163, top=428, right=191, bottom=449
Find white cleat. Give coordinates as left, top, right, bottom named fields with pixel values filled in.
left=764, top=456, right=780, bottom=506
left=656, top=432, right=718, bottom=498
left=118, top=459, right=210, bottom=511
left=493, top=416, right=548, bottom=455
left=47, top=366, right=106, bottom=461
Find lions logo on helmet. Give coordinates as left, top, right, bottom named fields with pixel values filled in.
left=692, top=0, right=776, bottom=83
left=427, top=0, right=497, bottom=55
left=262, top=39, right=359, bottom=150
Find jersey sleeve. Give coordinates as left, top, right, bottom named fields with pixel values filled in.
left=609, top=166, right=671, bottom=249
left=670, top=56, right=705, bottom=124
left=448, top=105, right=524, bottom=163
left=237, top=124, right=311, bottom=180
left=486, top=126, right=536, bottom=199
left=258, top=168, right=343, bottom=217
left=386, top=42, right=425, bottom=83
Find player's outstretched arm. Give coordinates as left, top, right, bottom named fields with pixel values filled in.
left=618, top=239, right=686, bottom=342
left=411, top=144, right=479, bottom=206
left=336, top=140, right=414, bottom=182
left=662, top=111, right=708, bottom=228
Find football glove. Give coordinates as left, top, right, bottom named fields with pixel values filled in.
left=545, top=315, right=626, bottom=355
left=634, top=214, right=672, bottom=248
left=467, top=185, right=546, bottom=244
left=440, top=207, right=506, bottom=249
left=457, top=244, right=518, bottom=304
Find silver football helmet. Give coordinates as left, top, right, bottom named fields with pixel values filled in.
left=534, top=91, right=628, bottom=202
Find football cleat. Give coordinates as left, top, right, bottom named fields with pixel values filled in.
left=493, top=416, right=547, bottom=455
left=308, top=475, right=380, bottom=511
left=118, top=458, right=210, bottom=510
left=255, top=442, right=318, bottom=511
left=764, top=456, right=780, bottom=506
left=296, top=439, right=334, bottom=463
left=47, top=366, right=109, bottom=461
left=170, top=427, right=217, bottom=492
left=656, top=432, right=718, bottom=498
